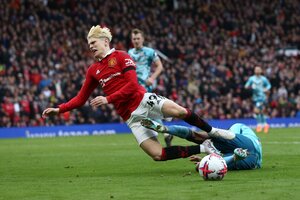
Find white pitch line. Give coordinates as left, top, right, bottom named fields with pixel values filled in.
left=263, top=141, right=300, bottom=144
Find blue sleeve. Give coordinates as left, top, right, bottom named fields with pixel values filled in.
left=152, top=50, right=159, bottom=62
left=128, top=49, right=132, bottom=55
left=263, top=77, right=271, bottom=91
left=245, top=77, right=253, bottom=88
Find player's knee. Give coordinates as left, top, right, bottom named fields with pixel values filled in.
left=150, top=153, right=163, bottom=161
left=152, top=155, right=163, bottom=161
left=149, top=150, right=165, bottom=161
left=162, top=101, right=187, bottom=119
left=140, top=139, right=164, bottom=161
left=173, top=107, right=188, bottom=119
left=178, top=109, right=188, bottom=119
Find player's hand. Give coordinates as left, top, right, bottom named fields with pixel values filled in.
left=42, top=108, right=60, bottom=118
left=189, top=155, right=202, bottom=162
left=90, top=96, right=108, bottom=107
left=146, top=77, right=154, bottom=86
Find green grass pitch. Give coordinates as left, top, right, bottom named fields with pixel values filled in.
left=0, top=128, right=300, bottom=200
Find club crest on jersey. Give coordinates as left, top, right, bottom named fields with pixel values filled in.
left=108, top=57, right=117, bottom=68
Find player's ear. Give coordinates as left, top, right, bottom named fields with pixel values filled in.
left=104, top=38, right=109, bottom=47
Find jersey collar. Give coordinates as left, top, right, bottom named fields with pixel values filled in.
left=134, top=46, right=144, bottom=51
left=98, top=48, right=115, bottom=61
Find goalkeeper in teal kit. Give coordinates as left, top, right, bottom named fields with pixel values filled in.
left=141, top=119, right=262, bottom=170
left=129, top=28, right=173, bottom=146
left=245, top=66, right=271, bottom=133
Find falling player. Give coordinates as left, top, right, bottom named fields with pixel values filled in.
left=42, top=25, right=234, bottom=162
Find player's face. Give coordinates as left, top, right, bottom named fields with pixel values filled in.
left=131, top=33, right=144, bottom=49
left=254, top=67, right=262, bottom=76
left=88, top=37, right=108, bottom=59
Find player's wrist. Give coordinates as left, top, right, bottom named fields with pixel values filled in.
left=148, top=77, right=154, bottom=83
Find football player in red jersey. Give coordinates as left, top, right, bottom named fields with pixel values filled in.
left=42, top=25, right=235, bottom=162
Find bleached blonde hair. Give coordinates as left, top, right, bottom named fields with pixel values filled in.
left=87, top=25, right=112, bottom=42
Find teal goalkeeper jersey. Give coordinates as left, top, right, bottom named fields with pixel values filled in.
left=245, top=75, right=271, bottom=103
left=229, top=123, right=262, bottom=167
left=128, top=47, right=159, bottom=91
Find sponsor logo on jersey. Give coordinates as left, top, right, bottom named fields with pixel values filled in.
left=99, top=72, right=121, bottom=87
left=125, top=58, right=135, bottom=67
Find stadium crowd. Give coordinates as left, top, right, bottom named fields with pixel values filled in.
left=0, top=0, right=299, bottom=127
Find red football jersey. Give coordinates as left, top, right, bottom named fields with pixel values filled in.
left=59, top=49, right=146, bottom=121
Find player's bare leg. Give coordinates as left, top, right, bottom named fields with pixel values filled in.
left=160, top=99, right=188, bottom=119
left=140, top=137, right=163, bottom=161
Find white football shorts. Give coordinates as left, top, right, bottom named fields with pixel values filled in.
left=126, top=92, right=172, bottom=145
